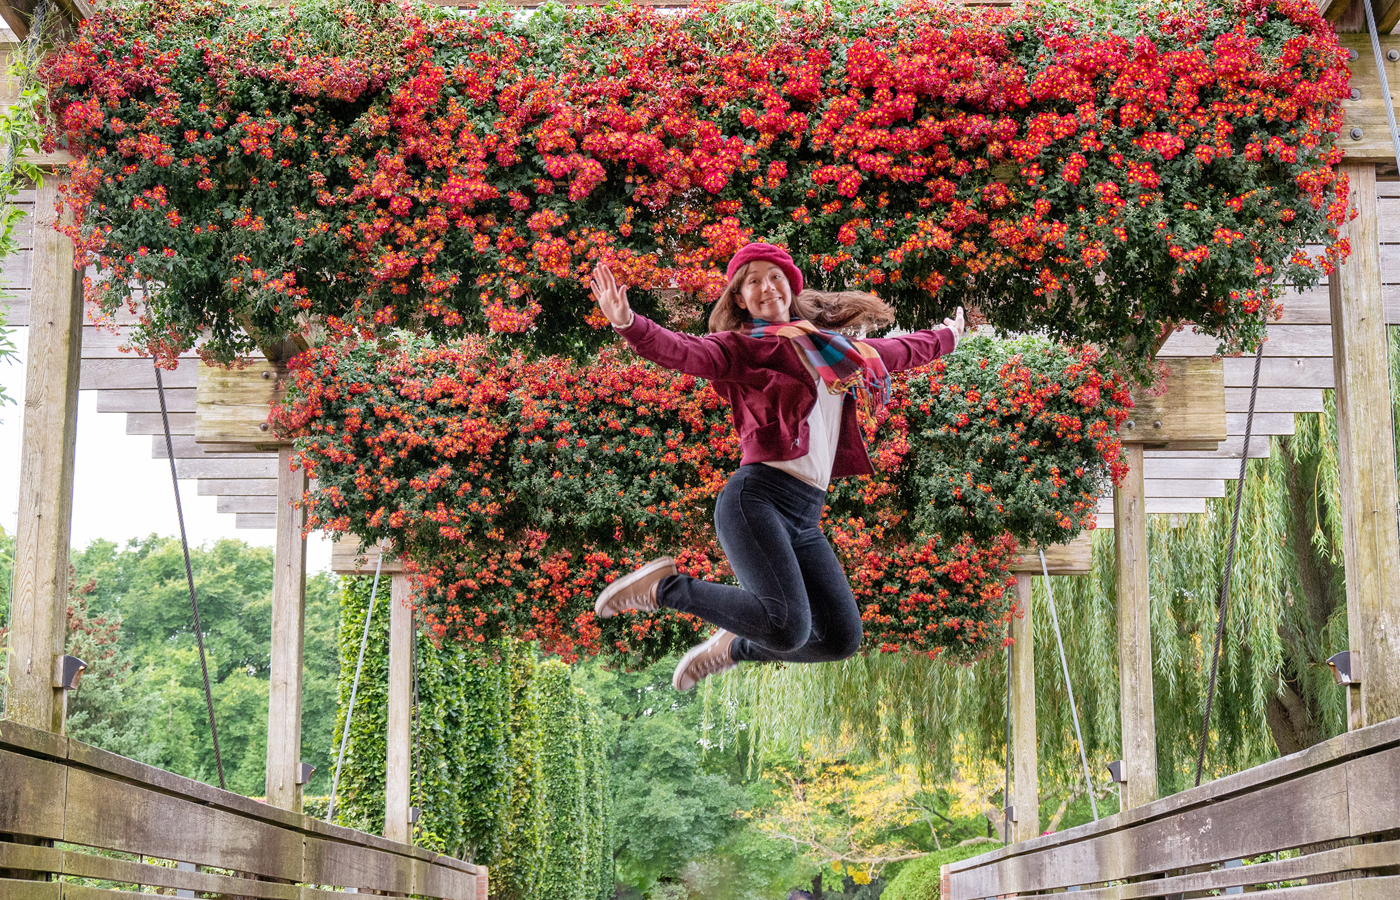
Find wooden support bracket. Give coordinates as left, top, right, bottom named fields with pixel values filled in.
left=1122, top=357, right=1226, bottom=450
left=195, top=360, right=291, bottom=449
left=1337, top=35, right=1400, bottom=165
left=1009, top=534, right=1092, bottom=575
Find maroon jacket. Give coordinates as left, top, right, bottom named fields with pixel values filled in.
left=615, top=314, right=956, bottom=478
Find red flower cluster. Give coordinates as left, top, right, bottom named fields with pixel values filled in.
left=273, top=330, right=1129, bottom=663
left=44, top=0, right=1349, bottom=370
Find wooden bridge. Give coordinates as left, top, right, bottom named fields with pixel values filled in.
left=1, top=0, right=1399, bottom=898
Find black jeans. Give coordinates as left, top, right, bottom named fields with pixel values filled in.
left=657, top=464, right=862, bottom=663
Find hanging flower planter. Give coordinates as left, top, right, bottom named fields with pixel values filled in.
left=44, top=0, right=1351, bottom=376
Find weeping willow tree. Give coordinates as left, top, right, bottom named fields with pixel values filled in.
left=711, top=396, right=1356, bottom=815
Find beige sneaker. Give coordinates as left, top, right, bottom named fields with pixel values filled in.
left=672, top=630, right=739, bottom=692
left=594, top=557, right=676, bottom=619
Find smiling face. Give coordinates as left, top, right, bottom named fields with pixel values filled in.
left=734, top=262, right=793, bottom=323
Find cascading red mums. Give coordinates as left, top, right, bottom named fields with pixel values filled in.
left=45, top=0, right=1348, bottom=369
left=272, top=331, right=1130, bottom=664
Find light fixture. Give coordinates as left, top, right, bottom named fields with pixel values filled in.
left=1106, top=760, right=1126, bottom=784
left=1327, top=651, right=1357, bottom=686
left=53, top=655, right=87, bottom=691
left=296, top=762, right=316, bottom=785
left=409, top=807, right=422, bottom=825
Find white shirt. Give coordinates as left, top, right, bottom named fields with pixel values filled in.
left=762, top=355, right=846, bottom=491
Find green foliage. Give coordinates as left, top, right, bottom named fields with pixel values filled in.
left=882, top=844, right=1002, bottom=900
left=333, top=581, right=610, bottom=886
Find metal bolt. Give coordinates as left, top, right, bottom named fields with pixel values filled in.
left=262, top=370, right=271, bottom=379
left=259, top=422, right=270, bottom=432
left=1153, top=420, right=1162, bottom=429
left=1349, top=48, right=1360, bottom=61
left=1124, top=420, right=1135, bottom=431
left=1350, top=88, right=1361, bottom=101
left=1352, top=127, right=1365, bottom=140
left=1389, top=49, right=1399, bottom=62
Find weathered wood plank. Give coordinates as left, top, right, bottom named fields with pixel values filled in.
left=1008, top=536, right=1091, bottom=574
left=0, top=748, right=68, bottom=840
left=266, top=445, right=308, bottom=812
left=197, top=478, right=278, bottom=496
left=1346, top=744, right=1400, bottom=837
left=1097, top=496, right=1207, bottom=515
left=385, top=574, right=413, bottom=845
left=61, top=768, right=305, bottom=881
left=302, top=837, right=415, bottom=894
left=1157, top=324, right=1336, bottom=358
left=217, top=495, right=278, bottom=514
left=0, top=876, right=60, bottom=899
left=416, top=858, right=479, bottom=900
left=1141, top=479, right=1227, bottom=498
left=77, top=358, right=197, bottom=391
left=151, top=434, right=270, bottom=461
left=1222, top=356, right=1334, bottom=389
left=236, top=513, right=277, bottom=529
left=1331, top=163, right=1400, bottom=728
left=0, top=843, right=296, bottom=899
left=124, top=412, right=195, bottom=435
left=172, top=458, right=279, bottom=479
left=1223, top=388, right=1323, bottom=413
left=94, top=389, right=196, bottom=415
left=1337, top=35, right=1400, bottom=163
left=330, top=538, right=407, bottom=576
left=1114, top=443, right=1157, bottom=811
left=7, top=179, right=84, bottom=733
left=195, top=360, right=291, bottom=448
left=1121, top=358, right=1225, bottom=448
left=1273, top=285, right=1400, bottom=324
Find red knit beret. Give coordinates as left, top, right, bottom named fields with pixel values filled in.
left=725, top=242, right=803, bottom=295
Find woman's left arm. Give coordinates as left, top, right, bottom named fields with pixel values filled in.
left=864, top=307, right=964, bottom=372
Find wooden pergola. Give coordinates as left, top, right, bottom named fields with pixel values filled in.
left=2, top=0, right=1399, bottom=896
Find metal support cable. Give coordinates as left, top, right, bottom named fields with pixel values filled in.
left=326, top=540, right=387, bottom=824
left=155, top=362, right=225, bottom=790
left=1039, top=550, right=1099, bottom=821
left=1194, top=341, right=1263, bottom=787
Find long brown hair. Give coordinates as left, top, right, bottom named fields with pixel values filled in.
left=707, top=264, right=897, bottom=334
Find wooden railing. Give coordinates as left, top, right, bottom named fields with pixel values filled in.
left=943, top=716, right=1400, bottom=898
left=0, top=721, right=486, bottom=899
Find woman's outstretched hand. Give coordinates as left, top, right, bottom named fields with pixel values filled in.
left=591, top=263, right=634, bottom=329
left=942, top=306, right=966, bottom=346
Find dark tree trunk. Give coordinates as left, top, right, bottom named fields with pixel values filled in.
left=1269, top=438, right=1345, bottom=755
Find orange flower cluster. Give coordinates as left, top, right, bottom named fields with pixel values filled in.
left=45, top=0, right=1348, bottom=370
left=273, top=331, right=1129, bottom=663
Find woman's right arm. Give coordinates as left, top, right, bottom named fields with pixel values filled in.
left=613, top=314, right=735, bottom=381
left=592, top=263, right=733, bottom=380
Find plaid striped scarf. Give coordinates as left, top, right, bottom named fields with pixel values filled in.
left=743, top=318, right=891, bottom=411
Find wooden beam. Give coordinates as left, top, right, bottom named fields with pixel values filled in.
left=126, top=412, right=196, bottom=435
left=1337, top=36, right=1400, bottom=164
left=196, top=360, right=291, bottom=448
left=1114, top=443, right=1158, bottom=808
left=1158, top=324, right=1335, bottom=358
left=198, top=479, right=278, bottom=497
left=265, top=446, right=308, bottom=811
left=1221, top=357, right=1333, bottom=389
left=236, top=513, right=277, bottom=530
left=96, top=388, right=196, bottom=414
left=1330, top=163, right=1400, bottom=728
left=5, top=179, right=82, bottom=734
left=217, top=495, right=277, bottom=514
left=1009, top=536, right=1091, bottom=575
left=173, top=458, right=280, bottom=479
left=1121, top=358, right=1225, bottom=449
left=1009, top=575, right=1039, bottom=842
left=1223, top=388, right=1324, bottom=414
left=1142, top=480, right=1227, bottom=498
left=385, top=574, right=413, bottom=845
left=152, top=434, right=271, bottom=461
left=78, top=357, right=197, bottom=391
left=331, top=538, right=406, bottom=576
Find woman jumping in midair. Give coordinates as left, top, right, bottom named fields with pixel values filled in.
left=590, top=243, right=965, bottom=691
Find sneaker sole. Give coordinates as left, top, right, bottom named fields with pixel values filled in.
left=672, top=632, right=731, bottom=692
left=594, top=557, right=675, bottom=618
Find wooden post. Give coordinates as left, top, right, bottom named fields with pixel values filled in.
left=385, top=573, right=413, bottom=844
left=1009, top=574, right=1039, bottom=842
left=265, top=445, right=308, bottom=810
left=1329, top=162, right=1400, bottom=728
left=4, top=180, right=82, bottom=733
left=1114, top=442, right=1158, bottom=808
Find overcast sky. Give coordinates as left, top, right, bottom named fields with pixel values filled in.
left=1, top=326, right=336, bottom=576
